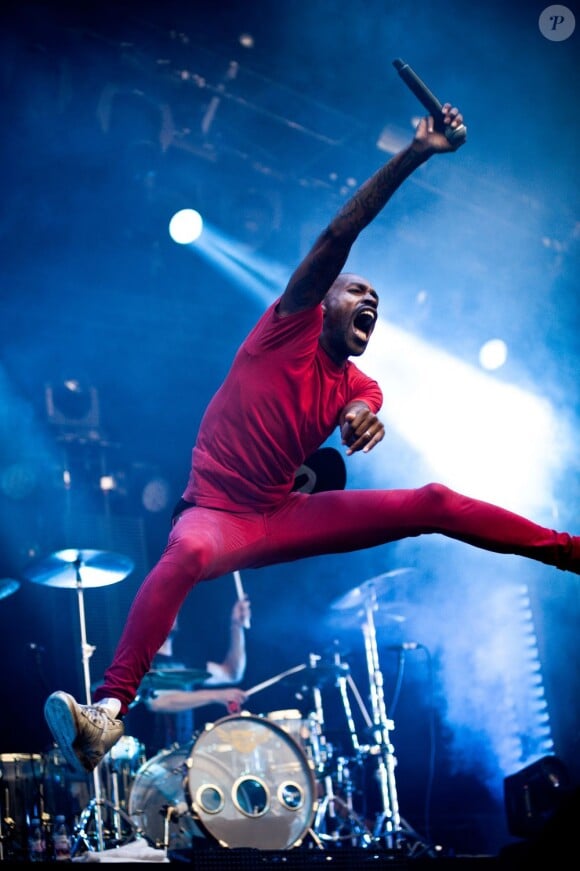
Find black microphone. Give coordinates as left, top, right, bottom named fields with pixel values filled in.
left=393, top=58, right=467, bottom=146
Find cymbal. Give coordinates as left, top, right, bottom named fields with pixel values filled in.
left=23, top=549, right=134, bottom=589
left=139, top=668, right=211, bottom=691
left=330, top=568, right=414, bottom=611
left=328, top=602, right=408, bottom=630
left=0, top=578, right=20, bottom=601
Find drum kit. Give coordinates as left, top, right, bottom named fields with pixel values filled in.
left=0, top=550, right=434, bottom=859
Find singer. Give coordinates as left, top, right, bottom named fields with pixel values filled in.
left=44, top=94, right=580, bottom=775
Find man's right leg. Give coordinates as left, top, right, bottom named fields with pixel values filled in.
left=44, top=506, right=263, bottom=772
left=43, top=547, right=193, bottom=773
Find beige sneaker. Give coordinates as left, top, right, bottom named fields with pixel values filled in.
left=44, top=691, right=124, bottom=773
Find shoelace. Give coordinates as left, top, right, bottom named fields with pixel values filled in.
left=82, top=705, right=113, bottom=728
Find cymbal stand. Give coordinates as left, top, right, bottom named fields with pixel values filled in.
left=308, top=653, right=373, bottom=847
left=334, top=649, right=368, bottom=762
left=361, top=587, right=402, bottom=850
left=306, top=655, right=337, bottom=839
left=331, top=650, right=374, bottom=847
left=306, top=655, right=332, bottom=774
left=70, top=556, right=138, bottom=854
left=107, top=763, right=123, bottom=843
left=72, top=791, right=137, bottom=857
left=72, top=556, right=105, bottom=853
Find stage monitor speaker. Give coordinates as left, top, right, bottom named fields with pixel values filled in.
left=503, top=754, right=570, bottom=839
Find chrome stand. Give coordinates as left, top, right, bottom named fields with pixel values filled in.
left=73, top=556, right=105, bottom=852
left=360, top=586, right=435, bottom=856
left=361, top=588, right=401, bottom=848
left=108, top=768, right=123, bottom=844
left=70, top=556, right=138, bottom=854
left=307, top=653, right=373, bottom=847
left=71, top=794, right=137, bottom=857
left=24, top=546, right=135, bottom=855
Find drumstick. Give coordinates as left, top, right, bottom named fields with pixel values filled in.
left=233, top=570, right=251, bottom=629
left=244, top=663, right=308, bottom=698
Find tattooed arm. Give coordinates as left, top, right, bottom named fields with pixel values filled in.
left=278, top=103, right=465, bottom=317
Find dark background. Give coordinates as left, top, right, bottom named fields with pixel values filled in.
left=0, top=0, right=579, bottom=858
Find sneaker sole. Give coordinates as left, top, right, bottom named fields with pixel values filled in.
left=44, top=692, right=87, bottom=775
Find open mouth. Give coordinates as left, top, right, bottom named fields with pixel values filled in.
left=353, top=307, right=377, bottom=342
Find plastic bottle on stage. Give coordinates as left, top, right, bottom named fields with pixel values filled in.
left=28, top=817, right=47, bottom=862
left=53, top=814, right=72, bottom=861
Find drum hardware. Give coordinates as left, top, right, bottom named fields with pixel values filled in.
left=72, top=791, right=140, bottom=856
left=161, top=801, right=191, bottom=852
left=24, top=548, right=135, bottom=854
left=359, top=591, right=401, bottom=848
left=100, top=737, right=145, bottom=845
left=251, top=651, right=377, bottom=848
left=330, top=571, right=435, bottom=855
left=124, top=636, right=416, bottom=856
left=107, top=765, right=128, bottom=836
left=312, top=756, right=372, bottom=847
left=70, top=741, right=144, bottom=854
left=288, top=652, right=376, bottom=847
left=305, top=653, right=335, bottom=808
left=323, top=651, right=375, bottom=847
left=274, top=655, right=360, bottom=773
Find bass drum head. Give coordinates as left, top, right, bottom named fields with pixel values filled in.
left=185, top=713, right=316, bottom=850
left=128, top=743, right=202, bottom=850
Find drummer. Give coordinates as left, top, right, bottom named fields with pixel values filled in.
left=124, top=597, right=250, bottom=757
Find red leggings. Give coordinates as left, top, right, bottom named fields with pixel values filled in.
left=94, top=483, right=579, bottom=714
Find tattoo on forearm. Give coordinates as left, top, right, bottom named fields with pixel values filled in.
left=335, top=148, right=421, bottom=232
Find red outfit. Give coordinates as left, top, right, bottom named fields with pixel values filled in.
left=94, top=301, right=580, bottom=715
left=184, top=300, right=382, bottom=511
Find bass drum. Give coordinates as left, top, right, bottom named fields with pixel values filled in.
left=128, top=743, right=202, bottom=850
left=185, top=713, right=317, bottom=850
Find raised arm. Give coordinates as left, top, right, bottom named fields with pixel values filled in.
left=203, top=597, right=250, bottom=685
left=145, top=599, right=251, bottom=714
left=278, top=105, right=465, bottom=316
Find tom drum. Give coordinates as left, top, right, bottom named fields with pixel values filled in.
left=128, top=742, right=201, bottom=851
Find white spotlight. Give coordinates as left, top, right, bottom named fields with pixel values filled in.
left=168, top=209, right=203, bottom=245
left=479, top=338, right=508, bottom=371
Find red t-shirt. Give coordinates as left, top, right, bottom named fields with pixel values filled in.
left=183, top=300, right=383, bottom=512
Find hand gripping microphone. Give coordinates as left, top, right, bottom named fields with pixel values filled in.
left=393, top=58, right=467, bottom=146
